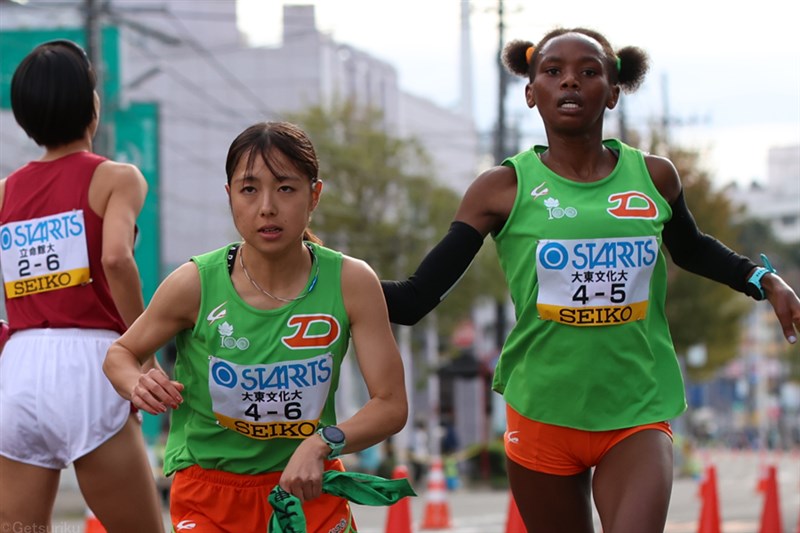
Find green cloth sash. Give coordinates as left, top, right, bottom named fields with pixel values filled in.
left=267, top=470, right=416, bottom=533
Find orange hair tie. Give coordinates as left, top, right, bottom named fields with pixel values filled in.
left=525, top=46, right=535, bottom=64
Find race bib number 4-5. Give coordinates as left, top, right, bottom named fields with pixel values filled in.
left=536, top=236, right=658, bottom=326
left=1, top=210, right=91, bottom=299
left=209, top=354, right=333, bottom=440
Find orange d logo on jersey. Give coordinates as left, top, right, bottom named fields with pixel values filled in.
left=607, top=191, right=658, bottom=219
left=282, top=314, right=341, bottom=349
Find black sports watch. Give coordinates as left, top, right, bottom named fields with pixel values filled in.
left=316, top=425, right=346, bottom=459
left=745, top=254, right=777, bottom=301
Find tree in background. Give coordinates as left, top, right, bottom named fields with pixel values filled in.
left=659, top=145, right=752, bottom=381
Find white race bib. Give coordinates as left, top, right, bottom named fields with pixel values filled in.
left=208, top=353, right=333, bottom=440
left=1, top=210, right=90, bottom=299
left=535, top=236, right=658, bottom=326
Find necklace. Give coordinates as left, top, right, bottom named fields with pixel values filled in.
left=239, top=243, right=319, bottom=303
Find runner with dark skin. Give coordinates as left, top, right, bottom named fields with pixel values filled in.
left=382, top=28, right=800, bottom=533
left=463, top=34, right=676, bottom=531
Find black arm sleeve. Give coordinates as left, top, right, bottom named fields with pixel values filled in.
left=662, top=190, right=757, bottom=293
left=381, top=221, right=485, bottom=325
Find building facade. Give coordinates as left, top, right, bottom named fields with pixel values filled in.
left=0, top=0, right=483, bottom=459
left=722, top=144, right=800, bottom=449
left=0, top=0, right=480, bottom=273
left=726, top=144, right=800, bottom=243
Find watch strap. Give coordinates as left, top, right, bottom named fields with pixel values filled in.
left=317, top=426, right=345, bottom=459
left=746, top=253, right=776, bottom=301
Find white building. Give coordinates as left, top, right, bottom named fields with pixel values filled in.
left=722, top=144, right=800, bottom=449
left=0, top=1, right=480, bottom=272
left=725, top=144, right=800, bottom=243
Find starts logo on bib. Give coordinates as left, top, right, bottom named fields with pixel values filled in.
left=209, top=354, right=333, bottom=440
left=535, top=237, right=657, bottom=326
left=1, top=210, right=91, bottom=298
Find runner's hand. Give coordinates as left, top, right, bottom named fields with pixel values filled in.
left=764, top=274, right=800, bottom=344
left=278, top=434, right=329, bottom=503
left=130, top=367, right=184, bottom=415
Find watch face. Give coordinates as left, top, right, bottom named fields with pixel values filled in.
left=322, top=425, right=345, bottom=444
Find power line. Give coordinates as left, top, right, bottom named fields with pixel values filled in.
left=120, top=33, right=257, bottom=122
left=164, top=10, right=282, bottom=120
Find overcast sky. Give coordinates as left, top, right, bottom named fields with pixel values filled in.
left=238, top=0, right=800, bottom=187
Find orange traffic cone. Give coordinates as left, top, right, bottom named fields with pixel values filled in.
left=697, top=465, right=721, bottom=533
left=757, top=465, right=783, bottom=533
left=505, top=494, right=526, bottom=533
left=84, top=508, right=107, bottom=533
left=385, top=464, right=413, bottom=533
left=756, top=461, right=770, bottom=493
left=420, top=457, right=452, bottom=530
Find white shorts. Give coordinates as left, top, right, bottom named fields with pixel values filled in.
left=0, top=328, right=130, bottom=469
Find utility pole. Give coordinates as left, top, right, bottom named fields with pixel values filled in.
left=492, top=0, right=507, bottom=168
left=458, top=0, right=474, bottom=120
left=660, top=72, right=670, bottom=149
left=659, top=72, right=709, bottom=154
left=486, top=0, right=509, bottom=482
left=85, top=0, right=112, bottom=157
left=492, top=0, right=508, bottom=353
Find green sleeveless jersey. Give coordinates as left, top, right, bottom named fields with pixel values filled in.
left=164, top=242, right=350, bottom=475
left=492, top=139, right=687, bottom=430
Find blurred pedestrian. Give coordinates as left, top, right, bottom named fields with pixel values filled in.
left=381, top=27, right=800, bottom=532
left=376, top=437, right=398, bottom=479
left=409, top=418, right=430, bottom=485
left=440, top=415, right=459, bottom=456
left=103, top=121, right=408, bottom=532
left=356, top=444, right=383, bottom=475
left=440, top=415, right=461, bottom=490
left=0, top=40, right=164, bottom=531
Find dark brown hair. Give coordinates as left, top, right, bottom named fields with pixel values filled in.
left=225, top=121, right=322, bottom=244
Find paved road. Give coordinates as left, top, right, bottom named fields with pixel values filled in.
left=48, top=447, right=799, bottom=532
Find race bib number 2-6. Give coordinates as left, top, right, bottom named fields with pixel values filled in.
left=536, top=236, right=658, bottom=326
left=1, top=210, right=91, bottom=299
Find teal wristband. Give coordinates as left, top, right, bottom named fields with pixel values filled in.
left=745, top=253, right=777, bottom=301
left=317, top=426, right=346, bottom=459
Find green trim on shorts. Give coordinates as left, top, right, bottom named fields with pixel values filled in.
left=345, top=507, right=356, bottom=532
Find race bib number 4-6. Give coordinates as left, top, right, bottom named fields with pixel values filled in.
left=209, top=354, right=333, bottom=440
left=536, top=236, right=658, bottom=326
left=1, top=210, right=91, bottom=299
